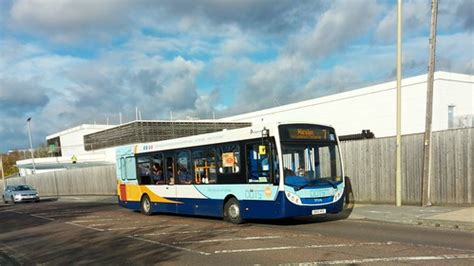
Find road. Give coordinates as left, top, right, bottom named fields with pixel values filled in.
left=0, top=199, right=473, bottom=265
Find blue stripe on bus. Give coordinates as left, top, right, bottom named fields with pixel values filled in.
left=117, top=192, right=344, bottom=219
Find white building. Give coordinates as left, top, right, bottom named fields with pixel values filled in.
left=222, top=72, right=473, bottom=137
left=17, top=124, right=116, bottom=176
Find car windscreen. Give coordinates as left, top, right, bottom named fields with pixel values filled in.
left=15, top=185, right=33, bottom=191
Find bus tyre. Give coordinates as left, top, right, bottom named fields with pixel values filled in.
left=140, top=194, right=152, bottom=216
left=224, top=198, right=244, bottom=224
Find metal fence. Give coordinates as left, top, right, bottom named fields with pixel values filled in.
left=2, top=128, right=472, bottom=205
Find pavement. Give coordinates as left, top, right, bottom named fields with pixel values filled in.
left=347, top=203, right=474, bottom=231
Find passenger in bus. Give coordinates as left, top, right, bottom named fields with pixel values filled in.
left=178, top=167, right=193, bottom=184
left=297, top=166, right=305, bottom=176
left=151, top=163, right=164, bottom=184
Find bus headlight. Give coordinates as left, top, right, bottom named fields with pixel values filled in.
left=333, top=189, right=344, bottom=201
left=286, top=192, right=301, bottom=205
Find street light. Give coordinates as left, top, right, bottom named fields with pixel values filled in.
left=26, top=117, right=36, bottom=174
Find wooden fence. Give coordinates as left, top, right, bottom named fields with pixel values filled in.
left=341, top=127, right=473, bottom=205
left=1, top=165, right=117, bottom=196
left=1, top=128, right=472, bottom=205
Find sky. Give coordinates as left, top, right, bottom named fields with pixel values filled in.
left=0, top=0, right=473, bottom=153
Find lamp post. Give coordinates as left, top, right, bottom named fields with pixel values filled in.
left=26, top=117, right=36, bottom=174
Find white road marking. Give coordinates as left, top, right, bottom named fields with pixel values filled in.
left=174, top=236, right=282, bottom=244
left=282, top=254, right=474, bottom=265
left=65, top=222, right=105, bottom=232
left=30, top=214, right=55, bottom=221
left=136, top=229, right=238, bottom=236
left=33, top=210, right=92, bottom=215
left=87, top=220, right=179, bottom=227
left=126, top=235, right=211, bottom=256
left=215, top=242, right=393, bottom=254
left=72, top=218, right=132, bottom=223
left=104, top=224, right=189, bottom=231
left=367, top=211, right=390, bottom=214
left=399, top=241, right=474, bottom=253
left=95, top=224, right=189, bottom=231
left=33, top=213, right=96, bottom=218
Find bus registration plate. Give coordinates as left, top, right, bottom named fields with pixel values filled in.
left=312, top=209, right=326, bottom=215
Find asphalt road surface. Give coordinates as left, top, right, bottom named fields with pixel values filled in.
left=1, top=199, right=473, bottom=265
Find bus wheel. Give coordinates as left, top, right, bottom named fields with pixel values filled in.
left=224, top=198, right=244, bottom=224
left=140, top=194, right=152, bottom=216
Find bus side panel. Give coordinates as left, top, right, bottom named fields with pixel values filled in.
left=174, top=198, right=224, bottom=217
left=240, top=193, right=285, bottom=219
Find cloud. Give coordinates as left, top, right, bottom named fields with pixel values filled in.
left=300, top=67, right=361, bottom=99
left=0, top=78, right=51, bottom=151
left=375, top=1, right=430, bottom=44
left=455, top=0, right=474, bottom=31
left=6, top=0, right=328, bottom=44
left=286, top=0, right=379, bottom=60
left=224, top=55, right=309, bottom=115
left=0, top=78, right=50, bottom=115
left=9, top=0, right=132, bottom=43
left=141, top=0, right=328, bottom=36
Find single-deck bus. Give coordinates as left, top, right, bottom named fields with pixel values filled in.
left=116, top=122, right=345, bottom=223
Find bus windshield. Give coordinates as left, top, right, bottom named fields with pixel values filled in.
left=281, top=142, right=342, bottom=190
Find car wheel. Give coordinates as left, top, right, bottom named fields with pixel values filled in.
left=2, top=195, right=6, bottom=204
left=224, top=197, right=244, bottom=224
left=11, top=196, right=16, bottom=204
left=140, top=194, right=152, bottom=216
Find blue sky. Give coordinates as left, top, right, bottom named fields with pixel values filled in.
left=0, top=0, right=473, bottom=153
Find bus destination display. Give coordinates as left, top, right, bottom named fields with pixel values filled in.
left=288, top=128, right=328, bottom=140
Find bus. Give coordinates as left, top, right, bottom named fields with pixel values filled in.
left=115, top=122, right=345, bottom=224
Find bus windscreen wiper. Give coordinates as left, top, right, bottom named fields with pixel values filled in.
left=322, top=178, right=338, bottom=189
left=295, top=178, right=337, bottom=191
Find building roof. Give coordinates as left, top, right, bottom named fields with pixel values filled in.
left=222, top=71, right=473, bottom=122
left=47, top=124, right=115, bottom=140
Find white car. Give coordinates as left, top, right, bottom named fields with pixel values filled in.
left=3, top=185, right=40, bottom=203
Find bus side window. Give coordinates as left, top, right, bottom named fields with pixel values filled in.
left=176, top=151, right=192, bottom=184
left=125, top=157, right=137, bottom=181
left=246, top=143, right=271, bottom=183
left=137, top=156, right=152, bottom=184
left=218, top=144, right=240, bottom=174
left=192, top=149, right=217, bottom=184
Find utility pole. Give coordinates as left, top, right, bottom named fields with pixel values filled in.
left=1, top=156, right=5, bottom=191
left=395, top=0, right=403, bottom=207
left=26, top=117, right=36, bottom=174
left=422, top=0, right=439, bottom=207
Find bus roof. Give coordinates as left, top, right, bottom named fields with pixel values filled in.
left=116, top=121, right=335, bottom=156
